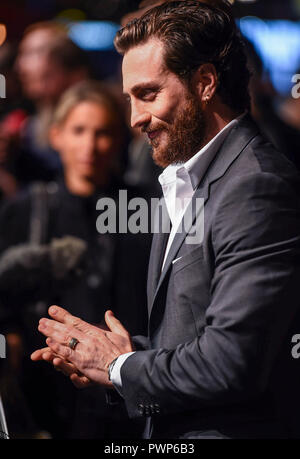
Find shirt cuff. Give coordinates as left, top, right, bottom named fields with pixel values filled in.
left=110, top=351, right=135, bottom=396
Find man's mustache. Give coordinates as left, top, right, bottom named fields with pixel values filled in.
left=141, top=124, right=168, bottom=134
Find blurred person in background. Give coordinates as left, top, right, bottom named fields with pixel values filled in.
left=274, top=70, right=300, bottom=170
left=0, top=42, right=26, bottom=121
left=0, top=80, right=150, bottom=438
left=245, top=39, right=300, bottom=171
left=0, top=42, right=28, bottom=200
left=14, top=22, right=90, bottom=185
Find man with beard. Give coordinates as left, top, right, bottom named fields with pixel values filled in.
left=32, top=1, right=300, bottom=438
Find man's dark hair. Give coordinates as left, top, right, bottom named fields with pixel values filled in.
left=115, top=0, right=250, bottom=113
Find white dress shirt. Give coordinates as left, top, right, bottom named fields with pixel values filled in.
left=110, top=117, right=240, bottom=394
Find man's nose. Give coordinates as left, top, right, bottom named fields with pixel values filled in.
left=131, top=102, right=151, bottom=129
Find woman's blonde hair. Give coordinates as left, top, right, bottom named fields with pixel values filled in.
left=52, top=80, right=130, bottom=174
left=52, top=79, right=125, bottom=128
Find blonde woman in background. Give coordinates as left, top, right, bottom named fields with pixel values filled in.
left=0, top=81, right=150, bottom=438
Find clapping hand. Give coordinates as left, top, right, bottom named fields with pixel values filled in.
left=31, top=305, right=134, bottom=388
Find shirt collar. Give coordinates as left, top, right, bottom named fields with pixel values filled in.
left=158, top=116, right=242, bottom=191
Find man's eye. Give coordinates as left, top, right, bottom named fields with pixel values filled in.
left=141, top=90, right=156, bottom=101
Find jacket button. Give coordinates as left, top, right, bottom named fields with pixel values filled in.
left=137, top=404, right=144, bottom=414
left=144, top=406, right=151, bottom=417
left=154, top=403, right=160, bottom=414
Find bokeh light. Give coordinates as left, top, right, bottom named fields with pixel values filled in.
left=56, top=9, right=86, bottom=22
left=0, top=24, right=7, bottom=47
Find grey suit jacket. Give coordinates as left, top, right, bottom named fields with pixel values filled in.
left=120, top=115, right=300, bottom=438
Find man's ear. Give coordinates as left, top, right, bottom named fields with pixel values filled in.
left=49, top=124, right=62, bottom=152
left=192, top=63, right=218, bottom=106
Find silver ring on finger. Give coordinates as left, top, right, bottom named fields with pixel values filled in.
left=68, top=337, right=79, bottom=350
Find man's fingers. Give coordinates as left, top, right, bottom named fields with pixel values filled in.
left=48, top=305, right=105, bottom=337
left=48, top=305, right=82, bottom=327
left=31, top=347, right=53, bottom=361
left=46, top=337, right=78, bottom=363
left=42, top=351, right=55, bottom=362
left=31, top=345, right=84, bottom=379
left=52, top=357, right=79, bottom=377
left=104, top=310, right=130, bottom=338
left=70, top=373, right=92, bottom=389
left=31, top=347, right=67, bottom=364
left=38, top=318, right=85, bottom=347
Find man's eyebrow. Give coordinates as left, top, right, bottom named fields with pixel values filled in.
left=123, top=82, right=160, bottom=96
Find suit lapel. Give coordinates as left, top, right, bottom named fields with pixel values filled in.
left=148, top=114, right=259, bottom=316
left=147, top=197, right=172, bottom=310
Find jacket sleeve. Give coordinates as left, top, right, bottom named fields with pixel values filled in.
left=119, top=172, right=300, bottom=419
left=132, top=335, right=151, bottom=350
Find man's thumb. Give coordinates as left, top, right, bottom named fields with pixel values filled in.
left=105, top=310, right=129, bottom=337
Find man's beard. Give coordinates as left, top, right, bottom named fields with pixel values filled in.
left=149, top=94, right=206, bottom=168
